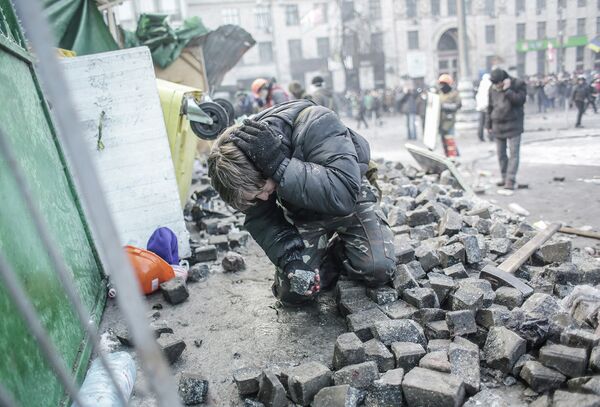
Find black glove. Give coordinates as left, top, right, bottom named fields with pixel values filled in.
left=283, top=260, right=319, bottom=295
left=231, top=119, right=286, bottom=179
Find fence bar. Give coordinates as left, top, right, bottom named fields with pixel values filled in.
left=0, top=382, right=17, bottom=407
left=0, top=253, right=85, bottom=406
left=11, top=1, right=182, bottom=406
left=0, top=129, right=128, bottom=405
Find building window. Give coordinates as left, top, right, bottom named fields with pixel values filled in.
left=286, top=5, right=299, bottom=26
left=517, top=23, right=526, bottom=40
left=578, top=0, right=586, bottom=6
left=537, top=21, right=546, bottom=39
left=597, top=16, right=600, bottom=34
left=485, top=0, right=495, bottom=16
left=576, top=46, right=585, bottom=70
left=485, top=25, right=496, bottom=43
left=258, top=42, right=273, bottom=63
left=407, top=30, right=419, bottom=49
left=558, top=19, right=566, bottom=32
left=316, top=37, right=330, bottom=58
left=406, top=0, right=417, bottom=18
left=255, top=6, right=271, bottom=30
left=371, top=32, right=384, bottom=53
left=370, top=0, right=382, bottom=19
left=537, top=50, right=546, bottom=74
left=536, top=0, right=545, bottom=12
left=447, top=0, right=456, bottom=16
left=515, top=0, right=525, bottom=14
left=465, top=0, right=472, bottom=14
left=517, top=53, right=526, bottom=77
left=314, top=3, right=328, bottom=23
left=288, top=39, right=303, bottom=60
left=557, top=0, right=566, bottom=8
left=221, top=8, right=240, bottom=25
left=577, top=18, right=586, bottom=35
left=431, top=0, right=440, bottom=16
left=341, top=1, right=354, bottom=21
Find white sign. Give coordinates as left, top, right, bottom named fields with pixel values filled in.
left=359, top=65, right=375, bottom=90
left=423, top=92, right=440, bottom=150
left=407, top=51, right=426, bottom=78
left=62, top=47, right=191, bottom=258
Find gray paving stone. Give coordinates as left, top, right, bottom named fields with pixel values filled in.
left=446, top=310, right=477, bottom=336
left=346, top=307, right=390, bottom=341
left=484, top=326, right=526, bottom=373
left=333, top=361, right=380, bottom=390
left=519, top=360, right=566, bottom=393
left=333, top=333, right=365, bottom=370
left=287, top=361, right=332, bottom=406
left=391, top=342, right=426, bottom=372
left=364, top=368, right=404, bottom=407
left=233, top=366, right=262, bottom=396
left=449, top=338, right=480, bottom=395
left=378, top=300, right=418, bottom=320
left=419, top=350, right=451, bottom=373
left=539, top=344, right=588, bottom=378
left=364, top=339, right=395, bottom=373
left=371, top=319, right=427, bottom=347
left=402, top=367, right=465, bottom=407
left=312, top=385, right=363, bottom=407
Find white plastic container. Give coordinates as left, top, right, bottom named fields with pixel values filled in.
left=72, top=351, right=136, bottom=407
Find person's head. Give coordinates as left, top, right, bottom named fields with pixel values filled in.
left=438, top=74, right=454, bottom=93
left=490, top=68, right=508, bottom=90
left=251, top=78, right=269, bottom=100
left=288, top=80, right=304, bottom=98
left=578, top=75, right=586, bottom=84
left=207, top=124, right=276, bottom=211
left=311, top=75, right=324, bottom=87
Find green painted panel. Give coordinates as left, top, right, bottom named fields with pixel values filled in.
left=0, top=1, right=105, bottom=406
left=517, top=35, right=589, bottom=52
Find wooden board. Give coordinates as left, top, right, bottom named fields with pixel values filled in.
left=423, top=92, right=440, bottom=150
left=61, top=47, right=191, bottom=258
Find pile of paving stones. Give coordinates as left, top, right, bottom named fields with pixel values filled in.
left=232, top=161, right=600, bottom=407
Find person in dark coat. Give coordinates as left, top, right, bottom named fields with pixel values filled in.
left=397, top=87, right=418, bottom=140
left=571, top=75, right=591, bottom=128
left=487, top=68, right=527, bottom=190
left=308, top=75, right=338, bottom=113
left=207, top=100, right=396, bottom=306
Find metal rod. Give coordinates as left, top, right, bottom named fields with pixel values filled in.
left=12, top=1, right=182, bottom=406
left=0, top=129, right=128, bottom=406
left=0, top=382, right=17, bottom=407
left=0, top=253, right=85, bottom=407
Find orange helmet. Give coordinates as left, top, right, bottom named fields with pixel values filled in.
left=251, top=78, right=268, bottom=96
left=438, top=74, right=454, bottom=85
left=126, top=245, right=175, bottom=295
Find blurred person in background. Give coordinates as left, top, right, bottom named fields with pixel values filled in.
left=308, top=75, right=337, bottom=113
left=437, top=74, right=462, bottom=158
left=487, top=68, right=527, bottom=190
left=397, top=86, right=418, bottom=140
left=571, top=75, right=592, bottom=128
left=288, top=80, right=308, bottom=100
left=251, top=77, right=290, bottom=111
left=476, top=73, right=492, bottom=142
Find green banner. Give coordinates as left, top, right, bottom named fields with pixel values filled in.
left=517, top=35, right=588, bottom=52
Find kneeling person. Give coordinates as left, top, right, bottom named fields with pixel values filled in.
left=208, top=100, right=395, bottom=306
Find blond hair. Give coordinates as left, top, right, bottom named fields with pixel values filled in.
left=207, top=124, right=266, bottom=211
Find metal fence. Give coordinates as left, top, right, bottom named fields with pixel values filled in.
left=0, top=0, right=182, bottom=405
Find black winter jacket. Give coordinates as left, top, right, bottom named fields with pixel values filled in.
left=487, top=78, right=527, bottom=138
left=243, top=100, right=371, bottom=268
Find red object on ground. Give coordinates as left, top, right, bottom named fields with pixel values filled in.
left=125, top=245, right=175, bottom=295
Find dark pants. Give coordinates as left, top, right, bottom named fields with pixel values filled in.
left=272, top=186, right=396, bottom=305
left=496, top=134, right=521, bottom=184
left=477, top=111, right=487, bottom=141
left=406, top=113, right=417, bottom=140
left=575, top=100, right=585, bottom=126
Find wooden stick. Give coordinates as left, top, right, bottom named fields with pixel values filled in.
left=560, top=227, right=600, bottom=240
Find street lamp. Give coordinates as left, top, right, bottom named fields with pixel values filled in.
left=454, top=0, right=479, bottom=132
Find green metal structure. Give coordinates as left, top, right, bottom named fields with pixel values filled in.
left=0, top=0, right=106, bottom=405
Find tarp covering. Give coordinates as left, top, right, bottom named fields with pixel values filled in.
left=43, top=0, right=118, bottom=55
left=191, top=24, right=256, bottom=90
left=122, top=14, right=209, bottom=69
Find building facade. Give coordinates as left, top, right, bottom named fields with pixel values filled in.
left=117, top=0, right=600, bottom=93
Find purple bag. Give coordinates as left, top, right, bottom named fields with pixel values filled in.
left=147, top=227, right=179, bottom=265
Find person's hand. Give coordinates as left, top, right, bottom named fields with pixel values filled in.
left=232, top=120, right=286, bottom=178
left=503, top=78, right=512, bottom=91
left=284, top=260, right=321, bottom=296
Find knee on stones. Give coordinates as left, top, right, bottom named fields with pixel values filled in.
left=351, top=256, right=395, bottom=286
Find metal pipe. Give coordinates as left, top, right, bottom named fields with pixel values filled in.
left=11, top=1, right=182, bottom=406
left=0, top=129, right=128, bottom=406
left=0, top=382, right=18, bottom=407
left=0, top=253, right=85, bottom=407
